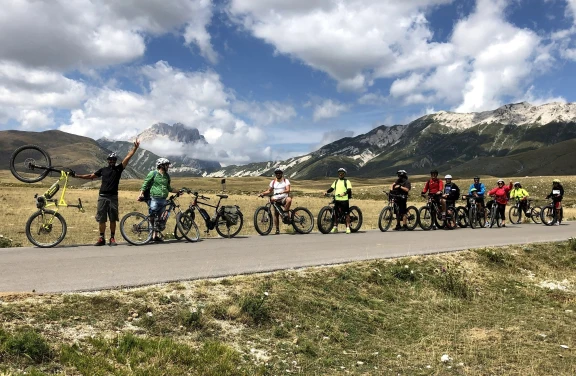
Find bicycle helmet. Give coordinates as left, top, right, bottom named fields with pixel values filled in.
left=470, top=187, right=478, bottom=192
left=156, top=157, right=170, bottom=168
left=445, top=174, right=452, bottom=179
left=397, top=169, right=407, bottom=177
left=497, top=179, right=504, bottom=184
left=107, top=152, right=118, bottom=160
left=274, top=168, right=283, bottom=174
left=513, top=181, right=521, bottom=187
left=430, top=169, right=438, bottom=175
left=473, top=176, right=480, bottom=180
left=338, top=168, right=347, bottom=174
left=553, top=179, right=561, bottom=183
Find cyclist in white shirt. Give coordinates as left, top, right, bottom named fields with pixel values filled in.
left=258, top=168, right=292, bottom=234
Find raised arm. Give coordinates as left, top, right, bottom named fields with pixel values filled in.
left=122, top=139, right=140, bottom=168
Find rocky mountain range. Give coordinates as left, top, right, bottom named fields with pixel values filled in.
left=206, top=102, right=576, bottom=178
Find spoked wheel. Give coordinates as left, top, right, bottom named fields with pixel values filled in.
left=120, top=212, right=153, bottom=245
left=405, top=206, right=419, bottom=231
left=216, top=211, right=243, bottom=238
left=456, top=206, right=468, bottom=228
left=418, top=206, right=432, bottom=230
left=254, top=207, right=273, bottom=235
left=378, top=207, right=394, bottom=232
left=291, top=207, right=314, bottom=234
left=176, top=211, right=200, bottom=242
left=444, top=207, right=458, bottom=230
left=10, top=145, right=52, bottom=183
left=508, top=206, right=522, bottom=224
left=349, top=206, right=363, bottom=232
left=25, top=210, right=67, bottom=247
left=469, top=207, right=477, bottom=229
left=489, top=207, right=501, bottom=228
left=530, top=207, right=542, bottom=224
left=540, top=205, right=556, bottom=226
left=317, top=206, right=335, bottom=234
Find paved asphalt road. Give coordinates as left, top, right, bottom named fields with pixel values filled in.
left=0, top=223, right=572, bottom=293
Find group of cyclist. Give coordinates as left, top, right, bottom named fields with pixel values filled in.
left=77, top=144, right=566, bottom=245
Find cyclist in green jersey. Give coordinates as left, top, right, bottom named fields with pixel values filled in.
left=325, top=167, right=353, bottom=234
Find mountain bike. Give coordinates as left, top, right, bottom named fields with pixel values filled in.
left=455, top=200, right=469, bottom=228
left=486, top=197, right=502, bottom=228
left=317, top=194, right=363, bottom=234
left=508, top=197, right=535, bottom=224
left=463, top=195, right=487, bottom=229
left=418, top=194, right=457, bottom=230
left=10, top=144, right=85, bottom=247
left=378, top=192, right=419, bottom=231
left=540, top=200, right=563, bottom=226
left=253, top=195, right=314, bottom=235
left=120, top=189, right=200, bottom=245
left=181, top=192, right=244, bottom=238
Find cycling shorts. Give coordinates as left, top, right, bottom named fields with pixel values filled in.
left=334, top=200, right=350, bottom=215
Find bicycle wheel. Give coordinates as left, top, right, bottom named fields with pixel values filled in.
left=508, top=206, right=521, bottom=224
left=10, top=145, right=52, bottom=183
left=456, top=206, right=468, bottom=228
left=540, top=205, right=556, bottom=226
left=215, top=211, right=243, bottom=238
left=317, top=206, right=335, bottom=234
left=444, top=207, right=457, bottom=230
left=530, top=207, right=542, bottom=224
left=349, top=206, right=363, bottom=232
left=469, top=207, right=477, bottom=229
left=377, top=207, right=394, bottom=232
left=25, top=210, right=67, bottom=247
left=120, top=212, right=152, bottom=245
left=291, top=207, right=314, bottom=234
left=477, top=208, right=487, bottom=228
left=176, top=212, right=200, bottom=242
left=405, top=206, right=419, bottom=231
left=254, top=207, right=273, bottom=235
left=418, top=206, right=432, bottom=230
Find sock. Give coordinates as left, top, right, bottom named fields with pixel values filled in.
left=100, top=232, right=105, bottom=238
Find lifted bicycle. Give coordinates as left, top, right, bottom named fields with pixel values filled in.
left=10, top=144, right=85, bottom=247
left=254, top=194, right=314, bottom=235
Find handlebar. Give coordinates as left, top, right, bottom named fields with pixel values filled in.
left=192, top=191, right=210, bottom=201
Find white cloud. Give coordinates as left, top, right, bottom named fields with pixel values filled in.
left=357, top=93, right=387, bottom=105
left=390, top=73, right=424, bottom=98
left=313, top=99, right=350, bottom=122
left=232, top=100, right=297, bottom=126
left=0, top=0, right=216, bottom=70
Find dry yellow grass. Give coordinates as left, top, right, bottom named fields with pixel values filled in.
left=0, top=170, right=574, bottom=247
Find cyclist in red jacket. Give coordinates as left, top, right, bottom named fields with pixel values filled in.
left=422, top=169, right=444, bottom=214
left=487, top=179, right=513, bottom=227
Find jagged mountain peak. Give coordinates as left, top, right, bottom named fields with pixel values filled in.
left=138, top=122, right=207, bottom=145
left=428, top=101, right=576, bottom=130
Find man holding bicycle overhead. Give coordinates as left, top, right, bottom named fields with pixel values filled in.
left=258, top=168, right=292, bottom=234
left=75, top=139, right=140, bottom=246
left=138, top=157, right=182, bottom=241
left=391, top=170, right=411, bottom=231
left=325, top=167, right=353, bottom=234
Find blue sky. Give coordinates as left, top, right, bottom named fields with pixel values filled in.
left=1, top=0, right=576, bottom=165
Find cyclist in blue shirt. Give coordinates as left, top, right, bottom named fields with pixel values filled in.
left=469, top=176, right=486, bottom=209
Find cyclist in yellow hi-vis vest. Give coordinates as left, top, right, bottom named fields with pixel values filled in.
left=325, top=168, right=353, bottom=234
left=510, top=182, right=530, bottom=217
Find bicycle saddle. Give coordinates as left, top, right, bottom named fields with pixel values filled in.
left=217, top=194, right=228, bottom=199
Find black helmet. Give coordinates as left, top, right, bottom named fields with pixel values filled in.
left=430, top=169, right=438, bottom=175
left=473, top=176, right=480, bottom=180
left=397, top=169, right=407, bottom=177
left=107, top=152, right=118, bottom=160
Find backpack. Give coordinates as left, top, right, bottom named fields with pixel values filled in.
left=333, top=179, right=352, bottom=199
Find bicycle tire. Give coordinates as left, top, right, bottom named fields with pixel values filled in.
left=508, top=206, right=522, bottom=224
left=176, top=212, right=200, bottom=242
left=291, top=207, right=314, bottom=234
left=25, top=209, right=67, bottom=247
left=530, top=207, right=542, bottom=224
left=456, top=206, right=468, bottom=228
left=349, top=206, right=363, bottom=232
left=254, top=207, right=273, bottom=235
left=468, top=206, right=477, bottom=229
left=418, top=206, right=432, bottom=230
left=215, top=211, right=243, bottom=238
left=10, top=145, right=52, bottom=183
left=378, top=207, right=394, bottom=232
left=540, top=205, right=556, bottom=226
left=405, top=206, right=419, bottom=231
left=120, top=212, right=153, bottom=245
left=317, top=206, right=335, bottom=234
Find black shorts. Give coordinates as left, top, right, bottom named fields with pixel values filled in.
left=334, top=200, right=350, bottom=215
left=396, top=199, right=407, bottom=216
left=95, top=194, right=119, bottom=222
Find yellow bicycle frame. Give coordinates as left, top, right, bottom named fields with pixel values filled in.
left=39, top=170, right=84, bottom=213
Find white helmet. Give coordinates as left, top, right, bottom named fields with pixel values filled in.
left=445, top=174, right=452, bottom=179
left=156, top=157, right=170, bottom=168
left=497, top=179, right=504, bottom=184
left=338, top=167, right=347, bottom=174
